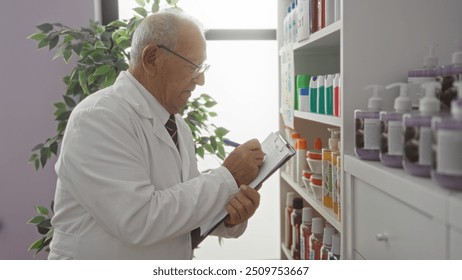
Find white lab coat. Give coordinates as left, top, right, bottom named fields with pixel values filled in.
left=49, top=71, right=245, bottom=260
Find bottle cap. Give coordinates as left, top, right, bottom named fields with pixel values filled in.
left=313, top=137, right=322, bottom=150
left=452, top=39, right=462, bottom=64
left=295, top=138, right=307, bottom=150
left=331, top=233, right=341, bottom=255
left=452, top=81, right=462, bottom=120
left=420, top=81, right=441, bottom=115
left=291, top=132, right=300, bottom=139
left=293, top=197, right=304, bottom=209
left=364, top=85, right=384, bottom=110
left=323, top=226, right=336, bottom=245
left=299, top=88, right=309, bottom=96
left=386, top=82, right=412, bottom=113
left=286, top=192, right=296, bottom=206
left=317, top=75, right=325, bottom=86
left=423, top=44, right=438, bottom=68
left=302, top=207, right=313, bottom=223
left=311, top=217, right=323, bottom=234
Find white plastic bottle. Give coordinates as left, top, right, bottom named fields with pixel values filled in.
left=354, top=85, right=384, bottom=161
left=297, top=0, right=310, bottom=42
left=292, top=0, right=298, bottom=44
left=283, top=6, right=291, bottom=46
left=437, top=40, right=462, bottom=113
left=325, top=0, right=335, bottom=27
left=407, top=44, right=438, bottom=110
left=403, top=81, right=441, bottom=177
left=380, top=83, right=412, bottom=168
left=431, top=81, right=462, bottom=190
left=295, top=138, right=308, bottom=186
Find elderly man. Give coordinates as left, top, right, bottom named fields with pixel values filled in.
left=48, top=11, right=264, bottom=260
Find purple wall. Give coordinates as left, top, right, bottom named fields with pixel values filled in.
left=0, top=0, right=95, bottom=259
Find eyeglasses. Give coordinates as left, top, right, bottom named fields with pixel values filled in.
left=157, top=45, right=210, bottom=78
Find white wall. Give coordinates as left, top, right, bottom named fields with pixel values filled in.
left=0, top=0, right=95, bottom=259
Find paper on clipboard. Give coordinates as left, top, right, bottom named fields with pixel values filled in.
left=197, top=131, right=295, bottom=244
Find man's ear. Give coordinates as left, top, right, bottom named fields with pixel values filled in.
left=141, top=44, right=159, bottom=75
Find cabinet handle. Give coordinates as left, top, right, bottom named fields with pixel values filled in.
left=376, top=233, right=388, bottom=242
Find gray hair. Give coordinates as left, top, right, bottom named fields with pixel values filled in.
left=130, top=10, right=205, bottom=67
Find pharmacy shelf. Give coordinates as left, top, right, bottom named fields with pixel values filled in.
left=278, top=20, right=341, bottom=55
left=344, top=155, right=451, bottom=222
left=294, top=20, right=341, bottom=53
left=281, top=243, right=293, bottom=260
left=281, top=171, right=342, bottom=233
left=294, top=110, right=342, bottom=126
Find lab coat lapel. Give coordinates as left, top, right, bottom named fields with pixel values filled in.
left=151, top=116, right=182, bottom=171
left=177, top=127, right=190, bottom=182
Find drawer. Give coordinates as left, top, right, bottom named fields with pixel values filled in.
left=353, top=177, right=446, bottom=259
left=450, top=228, right=462, bottom=259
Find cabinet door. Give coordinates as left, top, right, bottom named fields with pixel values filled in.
left=353, top=178, right=446, bottom=259
left=450, top=228, right=462, bottom=259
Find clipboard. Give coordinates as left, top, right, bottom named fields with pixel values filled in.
left=194, top=131, right=295, bottom=248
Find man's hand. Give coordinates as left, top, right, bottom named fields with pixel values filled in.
left=224, top=185, right=260, bottom=227
left=222, top=139, right=264, bottom=186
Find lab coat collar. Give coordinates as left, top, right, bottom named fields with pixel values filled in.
left=114, top=71, right=188, bottom=179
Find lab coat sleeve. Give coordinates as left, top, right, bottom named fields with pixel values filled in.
left=185, top=127, right=247, bottom=239
left=57, top=101, right=239, bottom=246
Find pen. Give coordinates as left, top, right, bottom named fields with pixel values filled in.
left=223, top=139, right=240, bottom=147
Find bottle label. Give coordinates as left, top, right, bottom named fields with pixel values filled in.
left=387, top=120, right=403, bottom=155
left=364, top=118, right=380, bottom=149
left=418, top=127, right=432, bottom=165
left=309, top=249, right=315, bottom=260
left=300, top=237, right=306, bottom=260
left=436, top=130, right=462, bottom=175
left=408, top=77, right=434, bottom=108
left=332, top=164, right=338, bottom=204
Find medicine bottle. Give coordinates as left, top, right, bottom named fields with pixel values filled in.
left=284, top=192, right=296, bottom=249
left=300, top=207, right=313, bottom=260
left=291, top=197, right=304, bottom=260
left=309, top=217, right=323, bottom=260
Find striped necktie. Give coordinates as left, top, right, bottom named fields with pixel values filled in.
left=165, top=114, right=201, bottom=248
left=165, top=114, right=179, bottom=151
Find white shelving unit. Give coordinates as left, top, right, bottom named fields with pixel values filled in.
left=277, top=0, right=462, bottom=260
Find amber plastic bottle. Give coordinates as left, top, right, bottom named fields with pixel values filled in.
left=309, top=217, right=324, bottom=260
left=291, top=197, right=304, bottom=260
left=300, top=207, right=313, bottom=260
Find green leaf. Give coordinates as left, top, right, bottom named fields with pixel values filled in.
left=56, top=110, right=71, bottom=121
left=135, top=0, right=145, bottom=6
left=31, top=143, right=44, bottom=152
left=50, top=141, right=58, bottom=156
left=37, top=38, right=49, bottom=49
left=28, top=153, right=38, bottom=163
left=63, top=49, right=72, bottom=62
left=63, top=34, right=73, bottom=44
left=35, top=206, right=49, bottom=216
left=27, top=215, right=46, bottom=225
left=203, top=143, right=214, bottom=153
left=214, top=127, right=229, bottom=139
left=49, top=36, right=59, bottom=50
left=36, top=23, right=53, bottom=33
left=79, top=71, right=90, bottom=94
left=133, top=7, right=148, bottom=17
left=28, top=32, right=46, bottom=41
left=209, top=112, right=217, bottom=117
left=63, top=95, right=76, bottom=107
left=210, top=136, right=217, bottom=150
left=217, top=144, right=226, bottom=160
left=152, top=1, right=160, bottom=13
left=28, top=239, right=43, bottom=251
left=196, top=146, right=205, bottom=158
left=204, top=100, right=217, bottom=108
left=34, top=159, right=40, bottom=171
left=107, top=20, right=127, bottom=28
left=94, top=64, right=112, bottom=76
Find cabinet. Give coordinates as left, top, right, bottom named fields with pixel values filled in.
left=277, top=0, right=462, bottom=260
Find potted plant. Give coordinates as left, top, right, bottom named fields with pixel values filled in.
left=26, top=0, right=229, bottom=255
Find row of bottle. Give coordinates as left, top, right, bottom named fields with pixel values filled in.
left=296, top=73, right=342, bottom=116
left=407, top=42, right=462, bottom=112
left=354, top=81, right=462, bottom=190
left=285, top=194, right=341, bottom=260
left=285, top=128, right=342, bottom=219
left=283, top=0, right=341, bottom=46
